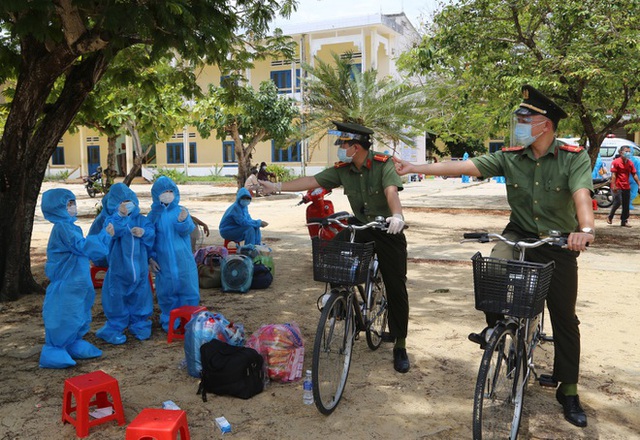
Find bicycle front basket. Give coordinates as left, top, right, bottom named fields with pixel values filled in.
left=311, top=238, right=375, bottom=285
left=471, top=252, right=555, bottom=318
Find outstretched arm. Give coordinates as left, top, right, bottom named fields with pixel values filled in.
left=393, top=157, right=482, bottom=177
left=260, top=176, right=321, bottom=194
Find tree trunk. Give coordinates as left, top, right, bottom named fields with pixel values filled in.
left=0, top=43, right=111, bottom=302
left=105, top=135, right=118, bottom=188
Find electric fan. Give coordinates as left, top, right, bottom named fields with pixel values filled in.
left=221, top=254, right=254, bottom=293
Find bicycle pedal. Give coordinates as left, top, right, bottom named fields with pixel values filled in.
left=538, top=374, right=558, bottom=388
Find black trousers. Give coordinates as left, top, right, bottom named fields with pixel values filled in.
left=608, top=189, right=631, bottom=224
left=335, top=228, right=409, bottom=340
left=487, top=226, right=581, bottom=384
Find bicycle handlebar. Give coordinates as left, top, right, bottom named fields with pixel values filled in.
left=307, top=212, right=389, bottom=231
left=461, top=232, right=568, bottom=249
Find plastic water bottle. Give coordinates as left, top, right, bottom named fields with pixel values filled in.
left=303, top=370, right=313, bottom=405
left=349, top=257, right=359, bottom=281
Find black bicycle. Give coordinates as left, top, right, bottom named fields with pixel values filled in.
left=462, top=232, right=565, bottom=439
left=306, top=212, right=389, bottom=415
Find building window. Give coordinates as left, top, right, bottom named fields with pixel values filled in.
left=270, top=69, right=300, bottom=94
left=189, top=142, right=197, bottom=164
left=52, top=146, right=65, bottom=165
left=272, top=140, right=301, bottom=162
left=489, top=141, right=504, bottom=153
left=223, top=141, right=236, bottom=163
left=166, top=143, right=184, bottom=164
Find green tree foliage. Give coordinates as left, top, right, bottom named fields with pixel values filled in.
left=400, top=0, right=640, bottom=163
left=192, top=80, right=299, bottom=188
left=300, top=53, right=432, bottom=156
left=0, top=0, right=297, bottom=301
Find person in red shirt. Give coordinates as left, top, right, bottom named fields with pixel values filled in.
left=607, top=146, right=640, bottom=227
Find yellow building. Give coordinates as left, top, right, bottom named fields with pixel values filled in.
left=46, top=13, right=422, bottom=180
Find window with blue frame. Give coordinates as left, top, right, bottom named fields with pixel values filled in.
left=270, top=69, right=300, bottom=94
left=166, top=143, right=184, bottom=164
left=349, top=63, right=362, bottom=80
left=52, top=146, right=65, bottom=165
left=167, top=142, right=197, bottom=163
left=489, top=141, right=504, bottom=153
left=272, top=140, right=301, bottom=162
left=223, top=141, right=236, bottom=163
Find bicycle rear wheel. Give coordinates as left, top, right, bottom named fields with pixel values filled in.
left=365, top=270, right=388, bottom=350
left=473, top=323, right=523, bottom=440
left=312, top=290, right=355, bottom=415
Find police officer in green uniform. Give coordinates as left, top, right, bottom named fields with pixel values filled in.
left=260, top=121, right=411, bottom=373
left=394, top=85, right=594, bottom=428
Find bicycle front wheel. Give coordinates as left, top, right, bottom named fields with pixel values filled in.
left=312, top=290, right=355, bottom=415
left=472, top=323, right=523, bottom=440
left=365, top=271, right=388, bottom=350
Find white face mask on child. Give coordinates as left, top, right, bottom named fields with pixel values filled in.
left=159, top=191, right=174, bottom=205
left=67, top=203, right=77, bottom=217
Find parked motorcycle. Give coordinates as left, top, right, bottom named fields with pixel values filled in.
left=83, top=166, right=105, bottom=198
left=593, top=177, right=613, bottom=209
left=297, top=187, right=346, bottom=240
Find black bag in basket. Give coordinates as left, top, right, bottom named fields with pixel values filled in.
left=197, top=339, right=264, bottom=401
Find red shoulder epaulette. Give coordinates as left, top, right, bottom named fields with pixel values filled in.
left=334, top=161, right=350, bottom=168
left=501, top=146, right=525, bottom=152
left=558, top=144, right=584, bottom=153
left=373, top=153, right=391, bottom=162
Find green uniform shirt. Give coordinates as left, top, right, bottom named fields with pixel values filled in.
left=315, top=150, right=403, bottom=223
left=471, top=139, right=593, bottom=236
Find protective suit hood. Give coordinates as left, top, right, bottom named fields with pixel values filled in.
left=42, top=188, right=76, bottom=223
left=235, top=187, right=253, bottom=203
left=151, top=176, right=180, bottom=211
left=106, top=183, right=140, bottom=216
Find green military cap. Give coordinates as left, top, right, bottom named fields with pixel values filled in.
left=329, top=121, right=373, bottom=146
left=515, top=85, right=568, bottom=128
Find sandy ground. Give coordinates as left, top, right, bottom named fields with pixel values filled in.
left=1, top=178, right=639, bottom=440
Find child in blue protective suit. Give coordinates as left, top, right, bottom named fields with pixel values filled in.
left=39, top=189, right=109, bottom=369
left=95, top=183, right=156, bottom=344
left=147, top=176, right=200, bottom=332
left=219, top=187, right=268, bottom=246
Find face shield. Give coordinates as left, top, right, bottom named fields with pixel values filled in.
left=328, top=129, right=368, bottom=146
left=510, top=110, right=547, bottom=147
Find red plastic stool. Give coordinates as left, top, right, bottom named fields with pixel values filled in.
left=223, top=239, right=241, bottom=255
left=90, top=266, right=108, bottom=288
left=167, top=305, right=207, bottom=343
left=62, top=370, right=126, bottom=438
left=90, top=266, right=155, bottom=293
left=125, top=408, right=190, bottom=440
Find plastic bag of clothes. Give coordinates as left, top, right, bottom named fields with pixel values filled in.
left=245, top=323, right=304, bottom=383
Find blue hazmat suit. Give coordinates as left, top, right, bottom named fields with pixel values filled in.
left=87, top=190, right=113, bottom=267
left=147, top=176, right=200, bottom=332
left=461, top=152, right=470, bottom=183
left=39, top=188, right=108, bottom=369
left=219, top=187, right=263, bottom=245
left=95, top=184, right=156, bottom=344
left=629, top=156, right=640, bottom=210
left=592, top=154, right=605, bottom=179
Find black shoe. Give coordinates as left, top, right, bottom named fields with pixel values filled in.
left=393, top=348, right=410, bottom=373
left=468, top=327, right=491, bottom=349
left=556, top=389, right=588, bottom=428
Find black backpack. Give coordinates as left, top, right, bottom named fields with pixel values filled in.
left=251, top=263, right=273, bottom=289
left=197, top=339, right=264, bottom=401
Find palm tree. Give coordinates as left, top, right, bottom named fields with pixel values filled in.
left=299, top=52, right=432, bottom=155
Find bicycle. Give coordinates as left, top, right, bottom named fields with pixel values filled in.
left=462, top=231, right=566, bottom=439
left=306, top=212, right=390, bottom=415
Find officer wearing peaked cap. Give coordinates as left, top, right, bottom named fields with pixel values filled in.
left=392, top=85, right=594, bottom=427
left=260, top=121, right=412, bottom=373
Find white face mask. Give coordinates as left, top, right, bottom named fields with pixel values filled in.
left=159, top=191, right=174, bottom=205
left=513, top=121, right=545, bottom=147
left=67, top=204, right=77, bottom=217
left=337, top=146, right=355, bottom=163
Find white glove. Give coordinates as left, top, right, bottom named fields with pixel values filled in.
left=386, top=214, right=405, bottom=234
left=131, top=227, right=144, bottom=238
left=259, top=180, right=280, bottom=195
left=178, top=208, right=188, bottom=222
left=149, top=257, right=160, bottom=273
left=106, top=223, right=115, bottom=236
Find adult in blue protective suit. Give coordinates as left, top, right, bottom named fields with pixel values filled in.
left=219, top=187, right=268, bottom=246
left=39, top=188, right=108, bottom=369
left=95, top=184, right=156, bottom=344
left=87, top=190, right=113, bottom=267
left=147, top=176, right=200, bottom=332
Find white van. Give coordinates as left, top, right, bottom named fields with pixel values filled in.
left=558, top=135, right=640, bottom=178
